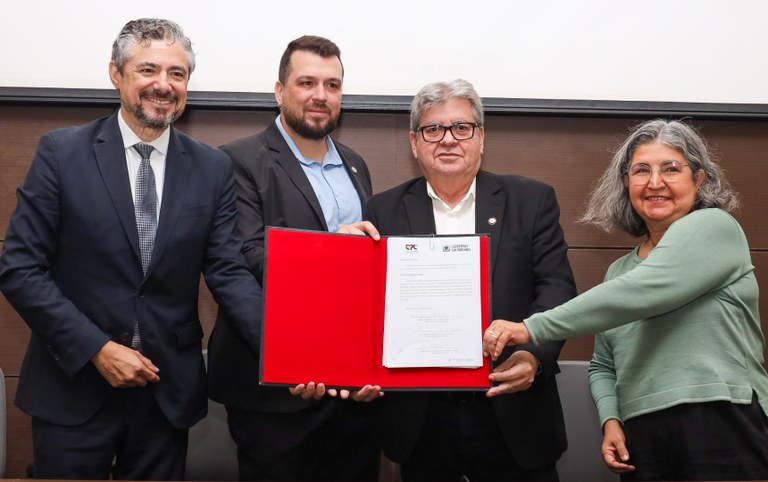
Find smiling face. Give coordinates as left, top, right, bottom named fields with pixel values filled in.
left=625, top=141, right=704, bottom=236
left=109, top=39, right=189, bottom=140
left=274, top=50, right=343, bottom=140
left=410, top=97, right=484, bottom=184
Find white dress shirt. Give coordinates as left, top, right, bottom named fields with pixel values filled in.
left=117, top=110, right=170, bottom=213
left=426, top=178, right=477, bottom=235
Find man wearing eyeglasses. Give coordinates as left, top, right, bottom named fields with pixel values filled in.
left=365, top=79, right=576, bottom=481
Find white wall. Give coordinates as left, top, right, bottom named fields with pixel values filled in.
left=3, top=0, right=767, bottom=104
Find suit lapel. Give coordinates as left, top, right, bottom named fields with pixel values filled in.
left=338, top=149, right=370, bottom=203
left=151, top=127, right=191, bottom=275
left=474, top=171, right=505, bottom=280
left=93, top=114, right=142, bottom=266
left=403, top=179, right=436, bottom=235
left=266, top=123, right=328, bottom=230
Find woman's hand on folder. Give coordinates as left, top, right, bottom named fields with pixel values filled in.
left=482, top=319, right=531, bottom=361
left=337, top=221, right=381, bottom=240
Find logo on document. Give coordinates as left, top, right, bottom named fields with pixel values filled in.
left=442, top=243, right=471, bottom=253
left=404, top=243, right=418, bottom=251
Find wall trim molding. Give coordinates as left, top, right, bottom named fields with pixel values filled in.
left=3, top=87, right=768, bottom=119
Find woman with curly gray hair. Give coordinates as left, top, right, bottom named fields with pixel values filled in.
left=483, top=119, right=768, bottom=480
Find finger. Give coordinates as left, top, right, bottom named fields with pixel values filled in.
left=315, top=383, right=330, bottom=400
left=492, top=334, right=509, bottom=360
left=492, top=377, right=528, bottom=395
left=616, top=443, right=631, bottom=462
left=135, top=357, right=160, bottom=381
left=328, top=389, right=340, bottom=398
left=364, top=385, right=384, bottom=401
left=358, top=222, right=381, bottom=240
left=288, top=384, right=306, bottom=396
left=351, top=387, right=368, bottom=401
left=302, top=382, right=316, bottom=400
left=486, top=385, right=508, bottom=398
left=338, top=225, right=361, bottom=235
left=354, top=386, right=372, bottom=401
left=483, top=329, right=502, bottom=360
left=337, top=222, right=381, bottom=240
left=605, top=457, right=635, bottom=474
left=603, top=448, right=635, bottom=473
left=137, top=365, right=160, bottom=383
left=137, top=353, right=159, bottom=372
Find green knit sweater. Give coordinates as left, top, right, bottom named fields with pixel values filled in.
left=525, top=208, right=768, bottom=425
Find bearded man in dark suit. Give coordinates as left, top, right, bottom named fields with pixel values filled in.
left=0, top=18, right=263, bottom=480
left=207, top=35, right=381, bottom=482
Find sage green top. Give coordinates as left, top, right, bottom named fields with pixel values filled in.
left=525, top=208, right=768, bottom=425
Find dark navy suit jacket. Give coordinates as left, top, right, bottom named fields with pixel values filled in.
left=0, top=112, right=263, bottom=429
left=366, top=170, right=577, bottom=470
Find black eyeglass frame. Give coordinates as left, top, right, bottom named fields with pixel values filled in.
left=416, top=122, right=480, bottom=143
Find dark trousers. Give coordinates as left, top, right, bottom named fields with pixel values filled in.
left=400, top=395, right=559, bottom=482
left=32, top=386, right=188, bottom=480
left=621, top=393, right=768, bottom=481
left=226, top=398, right=379, bottom=482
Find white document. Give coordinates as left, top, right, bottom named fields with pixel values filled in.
left=382, top=236, right=483, bottom=368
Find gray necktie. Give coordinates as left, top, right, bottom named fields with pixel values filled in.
left=132, top=143, right=156, bottom=351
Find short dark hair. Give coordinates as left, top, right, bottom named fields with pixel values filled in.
left=278, top=35, right=343, bottom=84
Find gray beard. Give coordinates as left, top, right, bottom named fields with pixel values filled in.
left=126, top=103, right=182, bottom=129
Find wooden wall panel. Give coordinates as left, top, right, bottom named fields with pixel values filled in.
left=560, top=248, right=631, bottom=360
left=0, top=298, right=28, bottom=376
left=4, top=378, right=33, bottom=478
left=2, top=104, right=768, bottom=478
left=0, top=106, right=115, bottom=235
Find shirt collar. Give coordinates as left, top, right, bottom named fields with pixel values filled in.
left=426, top=177, right=477, bottom=210
left=117, top=109, right=171, bottom=156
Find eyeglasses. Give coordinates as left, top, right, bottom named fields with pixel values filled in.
left=416, top=122, right=479, bottom=143
left=626, top=160, right=693, bottom=185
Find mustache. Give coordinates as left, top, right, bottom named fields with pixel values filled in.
left=305, top=102, right=330, bottom=113
left=140, top=90, right=179, bottom=101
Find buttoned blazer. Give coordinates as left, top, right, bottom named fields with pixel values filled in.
left=366, top=170, right=577, bottom=470
left=0, top=113, right=263, bottom=429
left=207, top=120, right=372, bottom=412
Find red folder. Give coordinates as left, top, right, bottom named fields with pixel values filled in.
left=260, top=228, right=491, bottom=390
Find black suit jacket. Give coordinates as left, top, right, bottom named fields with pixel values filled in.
left=208, top=120, right=372, bottom=412
left=366, top=170, right=576, bottom=469
left=0, top=113, right=263, bottom=429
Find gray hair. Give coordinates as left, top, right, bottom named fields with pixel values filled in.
left=580, top=119, right=740, bottom=237
left=111, top=18, right=195, bottom=74
left=410, top=79, right=484, bottom=132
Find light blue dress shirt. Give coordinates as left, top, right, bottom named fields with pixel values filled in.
left=274, top=117, right=362, bottom=232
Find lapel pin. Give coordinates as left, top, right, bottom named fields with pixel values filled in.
left=351, top=166, right=358, bottom=174
left=487, top=217, right=497, bottom=226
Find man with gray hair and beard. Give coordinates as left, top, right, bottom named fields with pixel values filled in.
left=207, top=35, right=381, bottom=481
left=0, top=18, right=264, bottom=479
